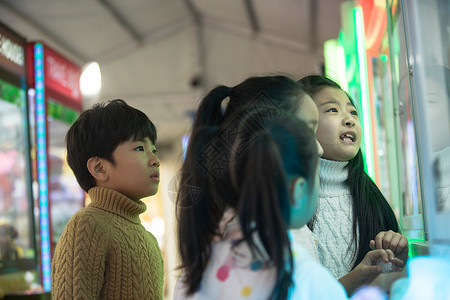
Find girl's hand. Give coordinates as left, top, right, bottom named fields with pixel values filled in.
left=354, top=249, right=403, bottom=286
left=368, top=268, right=407, bottom=296
left=370, top=230, right=409, bottom=264
left=339, top=249, right=403, bottom=296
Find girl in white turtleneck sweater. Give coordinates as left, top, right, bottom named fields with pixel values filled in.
left=293, top=75, right=410, bottom=296
left=314, top=158, right=355, bottom=279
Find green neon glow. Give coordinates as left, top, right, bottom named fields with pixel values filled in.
left=324, top=38, right=349, bottom=93
left=47, top=99, right=79, bottom=124
left=408, top=238, right=427, bottom=258
left=353, top=6, right=375, bottom=181
left=0, top=78, right=25, bottom=106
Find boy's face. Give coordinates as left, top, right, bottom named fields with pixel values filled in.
left=103, top=137, right=160, bottom=201
left=313, top=87, right=362, bottom=161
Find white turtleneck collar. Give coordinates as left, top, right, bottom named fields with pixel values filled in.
left=318, top=158, right=349, bottom=198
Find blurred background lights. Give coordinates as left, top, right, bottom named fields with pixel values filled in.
left=142, top=216, right=166, bottom=247
left=80, top=61, right=102, bottom=96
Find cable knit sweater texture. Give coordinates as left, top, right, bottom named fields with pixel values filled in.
left=51, top=187, right=164, bottom=300
left=314, top=158, right=359, bottom=279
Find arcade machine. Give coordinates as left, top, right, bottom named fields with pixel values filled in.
left=325, top=0, right=450, bottom=297
left=26, top=42, right=85, bottom=292
left=323, top=0, right=424, bottom=251
left=0, top=22, right=39, bottom=294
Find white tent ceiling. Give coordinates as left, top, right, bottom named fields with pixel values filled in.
left=0, top=0, right=347, bottom=152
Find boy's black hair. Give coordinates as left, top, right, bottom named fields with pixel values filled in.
left=65, top=99, right=157, bottom=192
left=299, top=75, right=400, bottom=269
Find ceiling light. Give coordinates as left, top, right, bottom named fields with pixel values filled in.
left=80, top=62, right=101, bottom=96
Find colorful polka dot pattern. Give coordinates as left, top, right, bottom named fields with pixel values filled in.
left=216, top=264, right=230, bottom=282
left=241, top=286, right=252, bottom=297
left=215, top=251, right=267, bottom=297
left=216, top=256, right=233, bottom=281
left=250, top=260, right=262, bottom=271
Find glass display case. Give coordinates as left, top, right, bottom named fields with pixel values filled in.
left=0, top=21, right=39, bottom=294
left=46, top=98, right=83, bottom=244
left=385, top=0, right=425, bottom=241
left=0, top=77, right=35, bottom=273
left=399, top=0, right=450, bottom=253
left=325, top=0, right=449, bottom=255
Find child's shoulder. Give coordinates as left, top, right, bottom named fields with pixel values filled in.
left=71, top=204, right=107, bottom=218
left=64, top=205, right=110, bottom=232
left=290, top=244, right=348, bottom=299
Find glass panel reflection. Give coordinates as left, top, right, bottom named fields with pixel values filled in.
left=0, top=80, right=34, bottom=270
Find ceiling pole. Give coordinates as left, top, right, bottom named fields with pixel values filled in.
left=184, top=0, right=207, bottom=92
left=243, top=0, right=260, bottom=35
left=309, top=0, right=319, bottom=53
left=97, top=0, right=143, bottom=45
left=93, top=18, right=191, bottom=64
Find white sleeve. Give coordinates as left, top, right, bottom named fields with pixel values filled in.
left=173, top=276, right=192, bottom=300
left=289, top=225, right=319, bottom=262
left=289, top=246, right=349, bottom=300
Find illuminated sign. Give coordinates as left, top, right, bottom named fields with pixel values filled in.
left=0, top=33, right=25, bottom=66
left=44, top=46, right=81, bottom=103
left=0, top=23, right=25, bottom=77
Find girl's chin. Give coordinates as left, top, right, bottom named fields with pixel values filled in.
left=322, top=152, right=358, bottom=162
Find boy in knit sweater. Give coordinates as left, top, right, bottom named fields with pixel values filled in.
left=51, top=99, right=164, bottom=299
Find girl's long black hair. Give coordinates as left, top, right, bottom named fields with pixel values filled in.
left=299, top=75, right=400, bottom=269
left=176, top=75, right=308, bottom=298
left=231, top=113, right=318, bottom=299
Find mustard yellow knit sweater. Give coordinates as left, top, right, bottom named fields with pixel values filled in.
left=51, top=187, right=164, bottom=299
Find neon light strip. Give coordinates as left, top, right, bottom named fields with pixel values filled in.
left=324, top=38, right=349, bottom=92
left=34, top=43, right=52, bottom=292
left=353, top=6, right=375, bottom=180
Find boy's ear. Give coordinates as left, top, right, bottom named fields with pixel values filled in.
left=291, top=176, right=307, bottom=207
left=87, top=156, right=108, bottom=182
